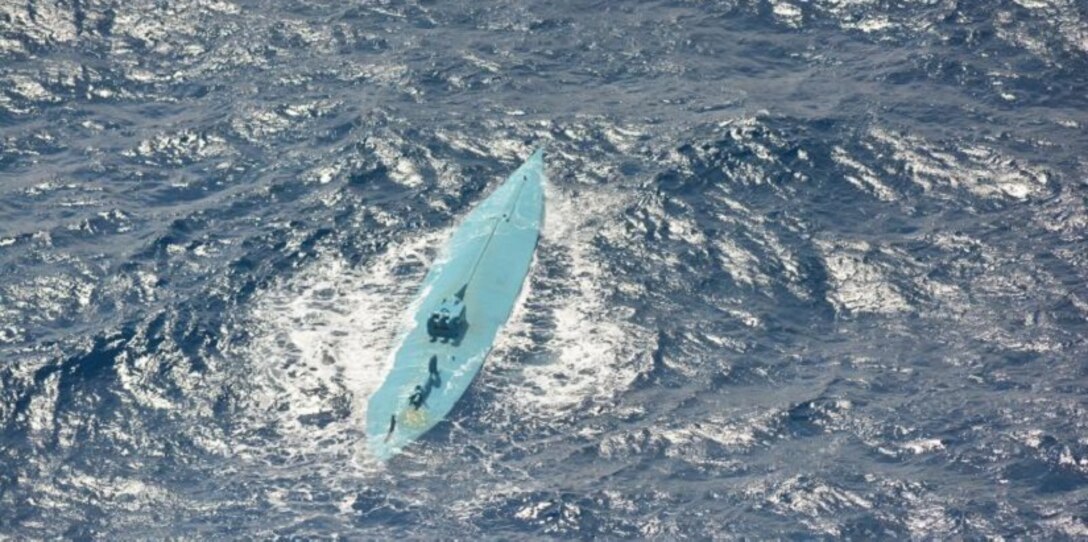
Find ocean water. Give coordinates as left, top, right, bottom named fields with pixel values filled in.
left=2, top=0, right=1087, bottom=538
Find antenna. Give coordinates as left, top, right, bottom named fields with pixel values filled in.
left=461, top=168, right=532, bottom=291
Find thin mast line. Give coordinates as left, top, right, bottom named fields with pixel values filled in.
left=461, top=171, right=530, bottom=294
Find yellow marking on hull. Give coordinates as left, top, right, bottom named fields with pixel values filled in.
left=403, top=408, right=428, bottom=428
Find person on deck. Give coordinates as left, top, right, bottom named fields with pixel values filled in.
left=408, top=385, right=425, bottom=410
left=428, top=355, right=440, bottom=387
left=384, top=414, right=396, bottom=442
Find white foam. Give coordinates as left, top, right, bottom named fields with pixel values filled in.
left=907, top=504, right=956, bottom=537
left=869, top=128, right=1049, bottom=200
left=771, top=1, right=803, bottom=28
left=901, top=438, right=945, bottom=454
left=832, top=146, right=898, bottom=201
left=816, top=238, right=911, bottom=315
left=237, top=230, right=444, bottom=467
left=488, top=176, right=649, bottom=416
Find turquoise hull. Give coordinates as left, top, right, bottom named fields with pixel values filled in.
left=366, top=150, right=545, bottom=460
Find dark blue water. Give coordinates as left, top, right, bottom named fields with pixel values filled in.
left=2, top=0, right=1087, bottom=537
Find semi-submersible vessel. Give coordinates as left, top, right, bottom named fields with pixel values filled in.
left=366, top=149, right=546, bottom=460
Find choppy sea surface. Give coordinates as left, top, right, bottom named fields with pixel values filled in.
left=2, top=0, right=1087, bottom=538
